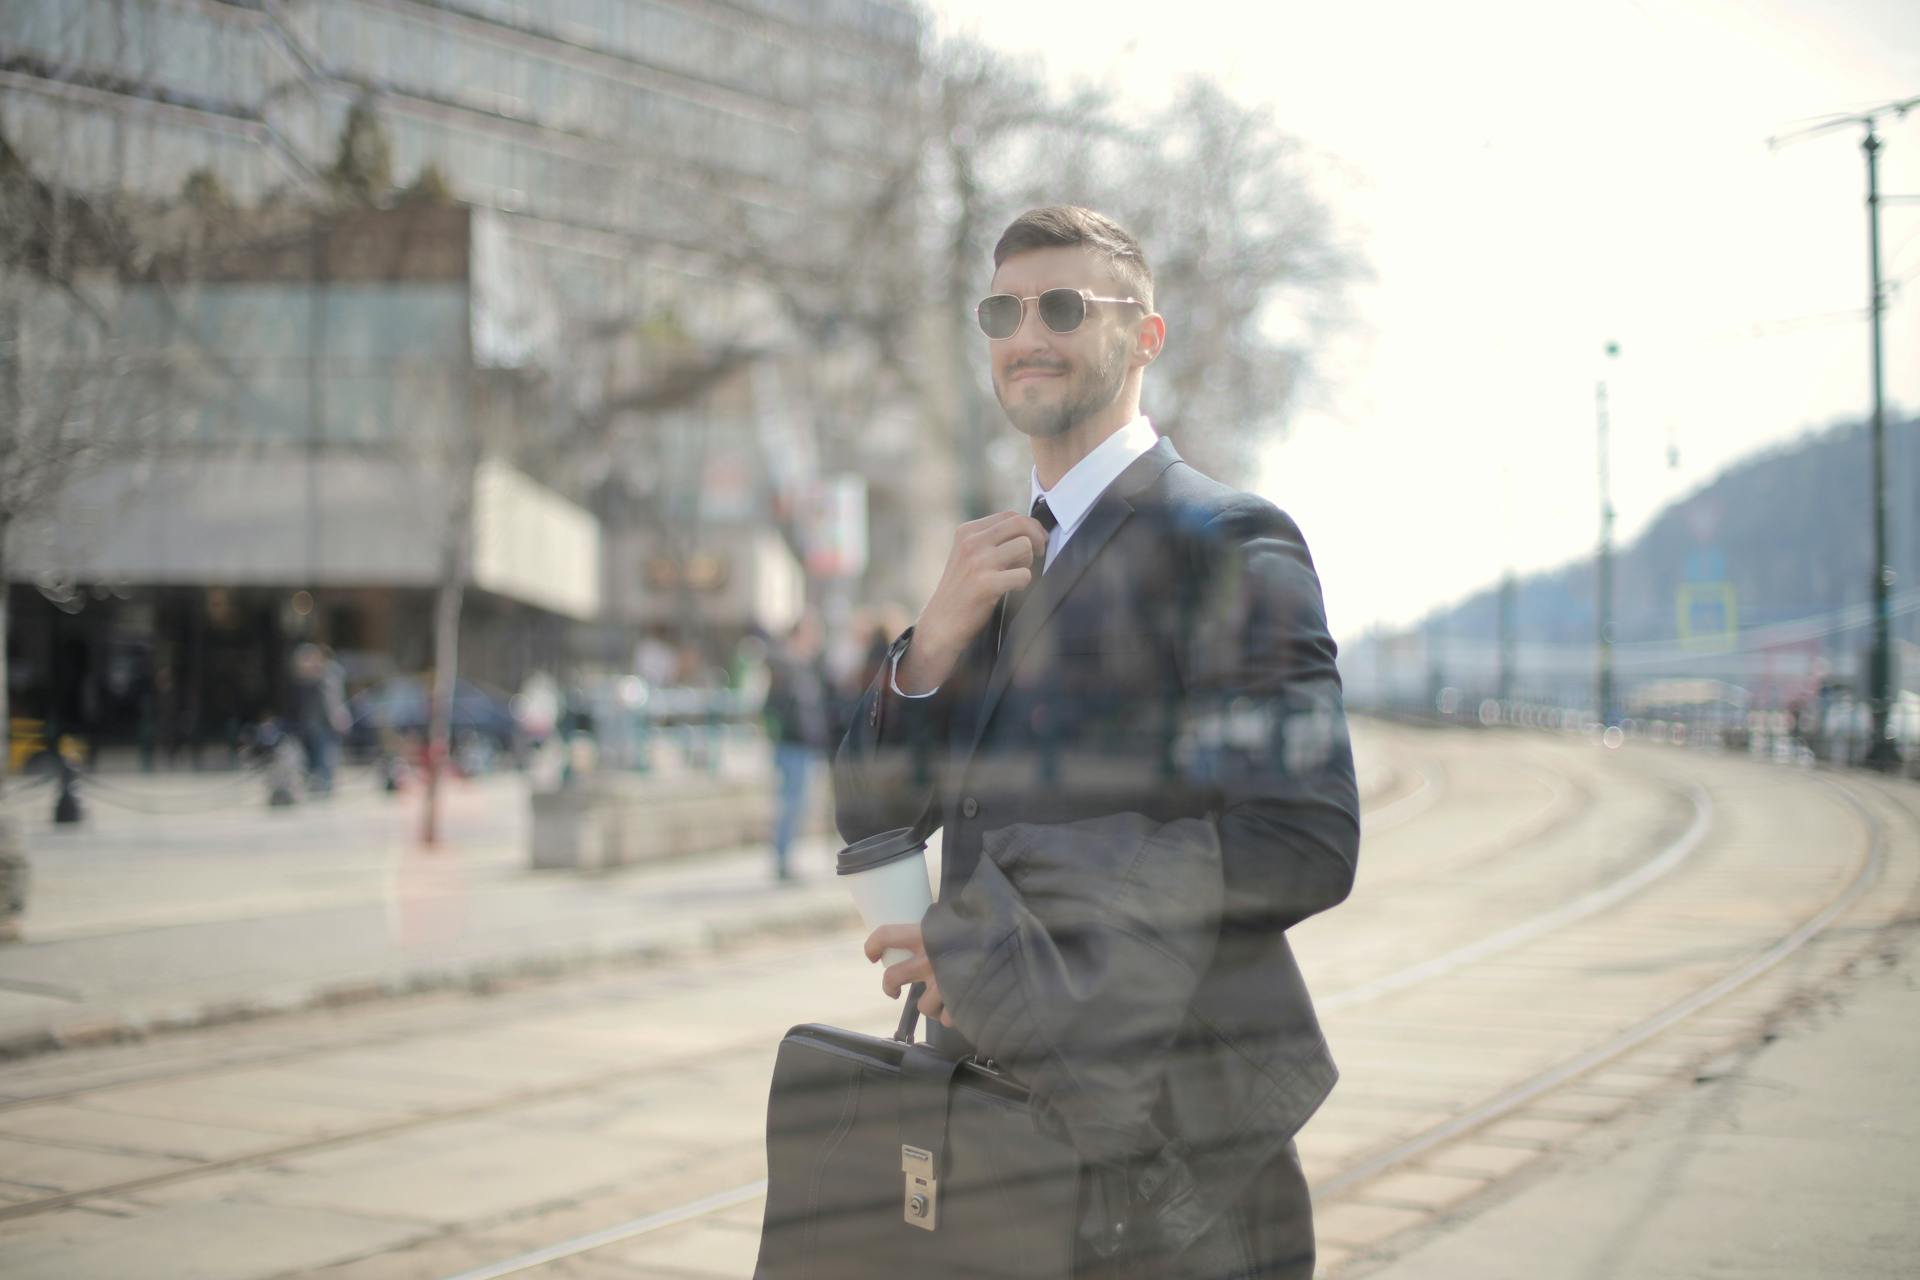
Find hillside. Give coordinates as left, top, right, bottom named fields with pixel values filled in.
left=1424, top=414, right=1920, bottom=652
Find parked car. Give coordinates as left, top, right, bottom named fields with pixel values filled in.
left=345, top=677, right=521, bottom=770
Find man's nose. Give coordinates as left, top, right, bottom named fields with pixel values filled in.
left=1012, top=297, right=1061, bottom=342
left=1011, top=305, right=1057, bottom=353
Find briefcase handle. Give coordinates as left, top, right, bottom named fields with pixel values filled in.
left=893, top=982, right=1011, bottom=1077
left=893, top=983, right=973, bottom=1056
left=893, top=982, right=930, bottom=1043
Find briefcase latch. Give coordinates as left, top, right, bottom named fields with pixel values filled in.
left=901, top=1144, right=938, bottom=1231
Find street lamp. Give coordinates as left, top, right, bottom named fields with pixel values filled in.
left=1768, top=95, right=1918, bottom=772
left=1596, top=340, right=1620, bottom=728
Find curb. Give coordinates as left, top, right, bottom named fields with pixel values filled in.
left=0, top=893, right=863, bottom=1063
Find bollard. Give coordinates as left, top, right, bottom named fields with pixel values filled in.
left=53, top=758, right=83, bottom=825
left=267, top=735, right=300, bottom=808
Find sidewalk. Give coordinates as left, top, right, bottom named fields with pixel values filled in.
left=1353, top=906, right=1920, bottom=1279
left=0, top=727, right=1395, bottom=1057
left=0, top=768, right=862, bottom=1056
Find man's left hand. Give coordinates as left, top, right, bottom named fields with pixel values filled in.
left=864, top=923, right=954, bottom=1027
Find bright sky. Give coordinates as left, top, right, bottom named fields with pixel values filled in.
left=926, top=0, right=1920, bottom=644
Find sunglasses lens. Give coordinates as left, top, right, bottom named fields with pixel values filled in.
left=1038, top=289, right=1086, bottom=334
left=977, top=294, right=1022, bottom=339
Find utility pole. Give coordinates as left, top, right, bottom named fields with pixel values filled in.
left=1770, top=95, right=1918, bottom=772
left=1595, top=341, right=1619, bottom=728
left=1862, top=119, right=1896, bottom=771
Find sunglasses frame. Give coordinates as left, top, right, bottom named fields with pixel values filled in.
left=975, top=288, right=1146, bottom=340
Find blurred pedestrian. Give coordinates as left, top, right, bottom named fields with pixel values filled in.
left=290, top=643, right=349, bottom=795
left=149, top=664, right=183, bottom=769
left=762, top=613, right=830, bottom=883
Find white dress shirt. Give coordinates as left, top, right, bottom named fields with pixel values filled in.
left=893, top=416, right=1159, bottom=697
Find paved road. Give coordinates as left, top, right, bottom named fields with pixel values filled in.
left=1354, top=910, right=1920, bottom=1279
left=0, top=720, right=1910, bottom=1279
left=1295, top=730, right=1919, bottom=1275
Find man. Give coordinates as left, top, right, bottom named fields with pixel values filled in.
left=833, top=207, right=1359, bottom=1277
left=763, top=613, right=833, bottom=882
left=290, top=643, right=348, bottom=796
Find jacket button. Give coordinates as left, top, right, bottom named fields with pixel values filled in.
left=961, top=797, right=978, bottom=818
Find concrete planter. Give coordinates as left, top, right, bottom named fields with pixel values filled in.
left=527, top=773, right=829, bottom=871
left=528, top=788, right=609, bottom=870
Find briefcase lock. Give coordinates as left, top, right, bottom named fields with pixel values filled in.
left=901, top=1144, right=938, bottom=1231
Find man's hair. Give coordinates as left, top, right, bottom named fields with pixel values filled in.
left=992, top=206, right=1154, bottom=312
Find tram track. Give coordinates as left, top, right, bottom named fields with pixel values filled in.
left=1302, top=741, right=1693, bottom=995
left=423, top=759, right=1718, bottom=1278
left=421, top=752, right=1856, bottom=1276
left=1317, top=783, right=1711, bottom=1014
left=1310, top=767, right=1895, bottom=1201
left=0, top=735, right=1908, bottom=1280
left=1357, top=761, right=1443, bottom=836
left=1295, top=764, right=1920, bottom=1275
left=438, top=750, right=1914, bottom=1280
left=1414, top=758, right=1587, bottom=882
left=1351, top=733, right=1623, bottom=902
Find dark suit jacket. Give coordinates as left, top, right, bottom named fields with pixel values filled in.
left=832, top=435, right=1360, bottom=1253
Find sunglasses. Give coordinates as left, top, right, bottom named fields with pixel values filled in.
left=975, top=288, right=1146, bottom=340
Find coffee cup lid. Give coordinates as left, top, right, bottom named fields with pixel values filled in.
left=836, top=826, right=928, bottom=875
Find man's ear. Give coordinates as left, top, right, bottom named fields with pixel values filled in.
left=1134, top=314, right=1167, bottom=366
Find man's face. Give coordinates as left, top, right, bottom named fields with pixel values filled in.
left=986, top=245, right=1137, bottom=440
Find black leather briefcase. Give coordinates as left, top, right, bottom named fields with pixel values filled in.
left=753, top=988, right=1082, bottom=1279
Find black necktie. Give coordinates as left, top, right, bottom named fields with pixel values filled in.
left=1030, top=495, right=1059, bottom=538
left=998, top=497, right=1058, bottom=653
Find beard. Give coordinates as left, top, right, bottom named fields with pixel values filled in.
left=994, top=330, right=1129, bottom=440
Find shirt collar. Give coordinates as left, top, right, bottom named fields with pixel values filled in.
left=1029, top=415, right=1159, bottom=538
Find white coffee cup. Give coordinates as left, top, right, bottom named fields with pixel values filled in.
left=837, top=827, right=934, bottom=968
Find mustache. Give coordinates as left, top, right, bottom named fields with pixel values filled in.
left=1006, top=358, right=1070, bottom=377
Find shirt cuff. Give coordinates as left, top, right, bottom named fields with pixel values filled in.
left=890, top=644, right=940, bottom=699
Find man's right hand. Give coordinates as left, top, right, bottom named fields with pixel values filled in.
left=897, top=510, right=1050, bottom=693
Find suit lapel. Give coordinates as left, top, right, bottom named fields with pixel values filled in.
left=960, top=437, right=1183, bottom=768
left=945, top=605, right=999, bottom=765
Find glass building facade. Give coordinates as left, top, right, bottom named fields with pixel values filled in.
left=3, top=0, right=921, bottom=328
left=2, top=0, right=925, bottom=753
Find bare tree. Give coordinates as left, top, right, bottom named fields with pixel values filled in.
left=1117, top=79, right=1361, bottom=483
left=0, top=112, right=244, bottom=936
left=0, top=124, right=227, bottom=797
